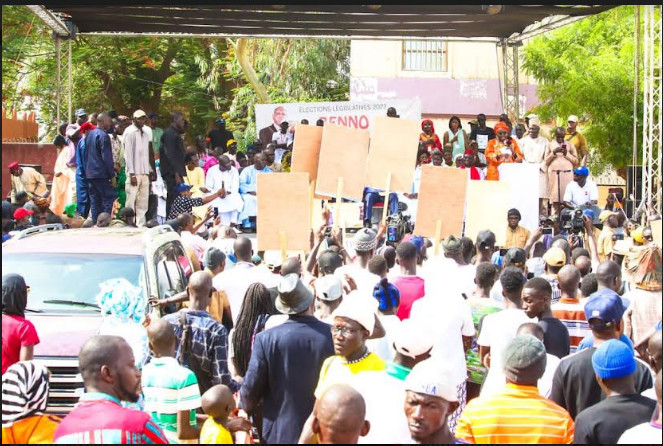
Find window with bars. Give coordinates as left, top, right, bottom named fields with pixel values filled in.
left=402, top=40, right=448, bottom=72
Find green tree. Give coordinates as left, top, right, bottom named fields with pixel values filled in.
left=522, top=5, right=648, bottom=175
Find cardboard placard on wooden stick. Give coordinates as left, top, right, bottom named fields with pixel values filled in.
left=464, top=180, right=511, bottom=247
left=366, top=116, right=420, bottom=193
left=651, top=220, right=662, bottom=246
left=316, top=124, right=369, bottom=200
left=415, top=165, right=468, bottom=240
left=291, top=124, right=323, bottom=183
left=257, top=172, right=310, bottom=252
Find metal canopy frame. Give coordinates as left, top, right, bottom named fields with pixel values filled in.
left=642, top=5, right=662, bottom=220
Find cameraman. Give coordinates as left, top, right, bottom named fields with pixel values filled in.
left=597, top=210, right=620, bottom=262
left=562, top=166, right=599, bottom=216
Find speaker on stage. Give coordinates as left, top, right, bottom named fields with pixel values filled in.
left=625, top=165, right=642, bottom=217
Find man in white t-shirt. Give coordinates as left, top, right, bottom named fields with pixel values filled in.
left=335, top=228, right=381, bottom=295
left=563, top=166, right=599, bottom=210
left=212, top=237, right=279, bottom=324
left=421, top=235, right=476, bottom=299
left=478, top=267, right=531, bottom=397
left=409, top=290, right=474, bottom=433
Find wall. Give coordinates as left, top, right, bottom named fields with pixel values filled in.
left=2, top=110, right=39, bottom=142
left=2, top=143, right=57, bottom=199
left=350, top=40, right=539, bottom=119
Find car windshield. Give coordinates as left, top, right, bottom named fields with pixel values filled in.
left=2, top=253, right=146, bottom=313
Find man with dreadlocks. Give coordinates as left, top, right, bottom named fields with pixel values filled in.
left=240, top=274, right=334, bottom=444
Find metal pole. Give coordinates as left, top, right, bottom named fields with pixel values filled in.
left=55, top=36, right=61, bottom=127
left=512, top=44, right=520, bottom=122
left=632, top=5, right=640, bottom=214
left=67, top=39, right=72, bottom=124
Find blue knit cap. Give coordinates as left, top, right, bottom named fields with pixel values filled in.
left=591, top=339, right=636, bottom=379
left=372, top=278, right=400, bottom=312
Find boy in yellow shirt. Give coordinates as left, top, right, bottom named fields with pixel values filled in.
left=200, top=385, right=251, bottom=444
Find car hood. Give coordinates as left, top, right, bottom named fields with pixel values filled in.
left=27, top=313, right=101, bottom=357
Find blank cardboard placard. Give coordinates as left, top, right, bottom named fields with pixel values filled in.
left=651, top=220, right=662, bottom=246
left=291, top=124, right=323, bottom=183
left=316, top=123, right=370, bottom=200
left=498, top=163, right=540, bottom=233
left=366, top=116, right=420, bottom=192
left=257, top=172, right=310, bottom=251
left=415, top=165, right=468, bottom=239
left=465, top=180, right=511, bottom=246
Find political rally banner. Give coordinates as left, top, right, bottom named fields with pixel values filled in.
left=255, top=98, right=421, bottom=143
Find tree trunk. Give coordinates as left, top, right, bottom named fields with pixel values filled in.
left=235, top=38, right=270, bottom=103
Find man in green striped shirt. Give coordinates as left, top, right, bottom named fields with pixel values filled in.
left=142, top=319, right=202, bottom=443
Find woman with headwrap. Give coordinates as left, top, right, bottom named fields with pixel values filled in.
left=484, top=121, right=524, bottom=181
left=419, top=119, right=442, bottom=152
left=2, top=274, right=40, bottom=374
left=623, top=245, right=662, bottom=345
left=2, top=361, right=60, bottom=444
left=96, top=278, right=150, bottom=369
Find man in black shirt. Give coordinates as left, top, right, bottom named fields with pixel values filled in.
left=160, top=111, right=187, bottom=215
left=208, top=118, right=234, bottom=152
left=468, top=113, right=495, bottom=154
left=522, top=277, right=570, bottom=359
left=574, top=339, right=657, bottom=444
left=550, top=288, right=653, bottom=419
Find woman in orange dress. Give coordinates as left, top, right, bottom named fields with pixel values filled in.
left=419, top=119, right=442, bottom=152
left=2, top=362, right=60, bottom=444
left=484, top=121, right=524, bottom=180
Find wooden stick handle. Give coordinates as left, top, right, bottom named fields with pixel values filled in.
left=280, top=230, right=287, bottom=262
left=434, top=220, right=442, bottom=256
left=309, top=180, right=316, bottom=229
left=381, top=172, right=392, bottom=225
left=333, top=177, right=344, bottom=233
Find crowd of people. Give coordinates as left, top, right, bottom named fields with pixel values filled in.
left=2, top=106, right=662, bottom=445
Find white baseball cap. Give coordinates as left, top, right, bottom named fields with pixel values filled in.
left=404, top=359, right=458, bottom=402
left=133, top=109, right=147, bottom=119
left=315, top=275, right=343, bottom=302
left=393, top=319, right=434, bottom=359
left=567, top=115, right=579, bottom=123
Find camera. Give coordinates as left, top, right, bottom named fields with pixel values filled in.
left=324, top=226, right=332, bottom=236
left=386, top=202, right=413, bottom=244
left=560, top=208, right=585, bottom=247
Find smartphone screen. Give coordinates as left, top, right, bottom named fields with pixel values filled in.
left=542, top=227, right=554, bottom=236
left=499, top=248, right=508, bottom=257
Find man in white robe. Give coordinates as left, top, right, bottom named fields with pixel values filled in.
left=205, top=155, right=243, bottom=226
left=238, top=152, right=271, bottom=231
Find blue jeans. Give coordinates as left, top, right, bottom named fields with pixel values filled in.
left=363, top=187, right=398, bottom=223
left=76, top=174, right=90, bottom=218
left=87, top=178, right=117, bottom=223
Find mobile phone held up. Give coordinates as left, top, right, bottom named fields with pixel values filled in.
left=542, top=227, right=554, bottom=236
left=213, top=207, right=219, bottom=218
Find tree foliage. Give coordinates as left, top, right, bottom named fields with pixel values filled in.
left=3, top=5, right=350, bottom=146
left=522, top=5, right=647, bottom=174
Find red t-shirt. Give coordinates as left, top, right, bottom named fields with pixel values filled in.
left=2, top=314, right=40, bottom=374
left=392, top=275, right=426, bottom=320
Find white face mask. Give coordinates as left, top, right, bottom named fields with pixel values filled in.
left=198, top=158, right=205, bottom=168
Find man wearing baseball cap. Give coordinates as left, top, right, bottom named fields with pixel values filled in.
left=550, top=288, right=654, bottom=419
left=403, top=359, right=460, bottom=444
left=574, top=339, right=657, bottom=444
left=208, top=117, right=234, bottom=152
left=565, top=115, right=588, bottom=166
left=597, top=210, right=619, bottom=262
left=563, top=165, right=599, bottom=212
left=313, top=275, right=344, bottom=323
left=541, top=246, right=566, bottom=303
left=7, top=161, right=47, bottom=204
left=475, top=230, right=497, bottom=264
left=457, top=335, right=574, bottom=444
left=167, top=182, right=226, bottom=221
left=12, top=207, right=34, bottom=231
left=123, top=109, right=155, bottom=226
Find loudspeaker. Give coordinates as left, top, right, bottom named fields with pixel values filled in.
left=625, top=165, right=642, bottom=217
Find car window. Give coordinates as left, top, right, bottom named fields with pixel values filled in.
left=2, top=253, right=145, bottom=313
left=155, top=242, right=191, bottom=299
